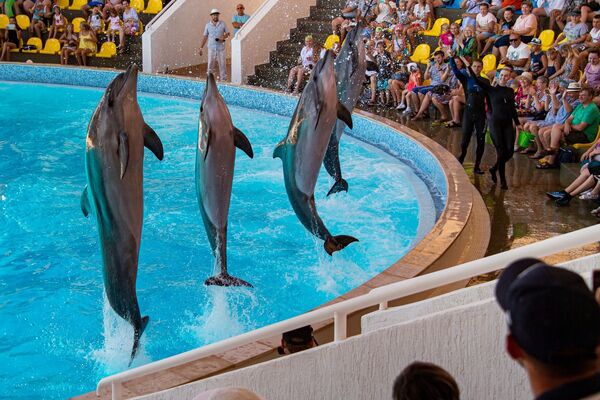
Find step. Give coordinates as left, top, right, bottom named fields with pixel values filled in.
left=268, top=52, right=300, bottom=68
left=276, top=40, right=305, bottom=55
left=289, top=28, right=330, bottom=44
left=296, top=18, right=332, bottom=34
left=309, top=6, right=340, bottom=21
left=316, top=0, right=345, bottom=8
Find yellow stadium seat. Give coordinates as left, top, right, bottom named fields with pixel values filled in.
left=22, top=37, right=42, bottom=53
left=16, top=14, right=30, bottom=30
left=69, top=0, right=87, bottom=10
left=72, top=17, right=85, bottom=33
left=135, top=19, right=143, bottom=36
left=454, top=18, right=462, bottom=25
left=56, top=0, right=69, bottom=8
left=0, top=14, right=9, bottom=29
left=39, top=38, right=61, bottom=54
left=130, top=0, right=144, bottom=12
left=143, top=0, right=162, bottom=14
left=10, top=38, right=22, bottom=52
left=538, top=29, right=554, bottom=51
left=410, top=43, right=430, bottom=64
left=422, top=17, right=449, bottom=37
left=95, top=41, right=117, bottom=58
left=572, top=128, right=600, bottom=150
left=324, top=34, right=340, bottom=50
left=482, top=54, right=496, bottom=75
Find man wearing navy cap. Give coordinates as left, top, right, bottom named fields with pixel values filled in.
left=495, top=258, right=600, bottom=399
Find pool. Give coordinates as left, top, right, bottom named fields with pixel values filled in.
left=0, top=66, right=446, bottom=399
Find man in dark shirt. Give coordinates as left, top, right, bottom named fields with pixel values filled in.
left=495, top=258, right=600, bottom=400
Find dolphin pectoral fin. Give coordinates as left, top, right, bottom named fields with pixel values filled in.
left=129, top=315, right=149, bottom=366
left=326, top=179, right=349, bottom=197
left=80, top=185, right=91, bottom=217
left=324, top=235, right=359, bottom=255
left=143, top=123, right=164, bottom=161
left=118, top=131, right=129, bottom=179
left=337, top=102, right=353, bottom=129
left=233, top=127, right=254, bottom=159
left=273, top=140, right=285, bottom=160
left=205, top=273, right=253, bottom=288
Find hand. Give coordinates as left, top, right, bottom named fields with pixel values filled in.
left=500, top=57, right=507, bottom=64
left=549, top=84, right=558, bottom=95
left=564, top=124, right=571, bottom=135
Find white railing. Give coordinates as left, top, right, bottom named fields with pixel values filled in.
left=231, top=0, right=317, bottom=84
left=97, top=224, right=600, bottom=399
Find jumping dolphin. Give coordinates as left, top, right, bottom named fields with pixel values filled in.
left=323, top=25, right=366, bottom=196
left=196, top=73, right=254, bottom=287
left=274, top=50, right=358, bottom=255
left=81, top=64, right=164, bottom=364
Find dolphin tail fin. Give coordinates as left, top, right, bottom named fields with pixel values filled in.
left=337, top=102, right=353, bottom=129
left=129, top=315, right=149, bottom=367
left=324, top=235, right=359, bottom=256
left=205, top=272, right=253, bottom=288
left=233, top=127, right=254, bottom=158
left=327, top=178, right=349, bottom=197
left=81, top=185, right=91, bottom=217
left=143, top=123, right=164, bottom=161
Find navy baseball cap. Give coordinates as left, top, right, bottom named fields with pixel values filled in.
left=496, top=258, right=600, bottom=365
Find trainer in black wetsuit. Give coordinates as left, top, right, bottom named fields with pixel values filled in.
left=468, top=64, right=520, bottom=190
left=449, top=57, right=487, bottom=174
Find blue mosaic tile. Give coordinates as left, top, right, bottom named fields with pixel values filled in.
left=0, top=64, right=447, bottom=215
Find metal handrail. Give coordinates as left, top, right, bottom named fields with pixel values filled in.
left=97, top=224, right=600, bottom=398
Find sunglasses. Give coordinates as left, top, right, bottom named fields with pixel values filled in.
left=237, top=7, right=244, bottom=9
left=509, top=38, right=519, bottom=42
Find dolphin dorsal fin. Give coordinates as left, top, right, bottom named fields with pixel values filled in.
left=273, top=140, right=285, bottom=160
left=81, top=185, right=91, bottom=217
left=118, top=131, right=129, bottom=179
left=143, top=123, right=164, bottom=161
left=233, top=127, right=254, bottom=159
left=337, top=102, right=353, bottom=129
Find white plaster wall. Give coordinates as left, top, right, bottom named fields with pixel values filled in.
left=142, top=0, right=264, bottom=73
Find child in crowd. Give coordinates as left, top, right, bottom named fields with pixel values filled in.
left=546, top=47, right=561, bottom=78
left=375, top=40, right=394, bottom=105
left=59, top=23, right=78, bottom=65
left=88, top=6, right=104, bottom=34
left=439, top=23, right=454, bottom=53
left=106, top=8, right=124, bottom=48
left=1, top=17, right=21, bottom=61
left=395, top=0, right=411, bottom=33
left=398, top=62, right=421, bottom=111
left=392, top=25, right=410, bottom=60
left=48, top=5, right=67, bottom=39
left=553, top=11, right=588, bottom=50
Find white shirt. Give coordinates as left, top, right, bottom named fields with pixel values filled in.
left=507, top=41, right=531, bottom=71
left=476, top=12, right=496, bottom=31
left=591, top=27, right=600, bottom=43
left=300, top=46, right=314, bottom=68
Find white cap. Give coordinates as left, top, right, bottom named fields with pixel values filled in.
left=210, top=8, right=220, bottom=14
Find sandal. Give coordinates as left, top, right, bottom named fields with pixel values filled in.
left=529, top=151, right=546, bottom=159
left=445, top=121, right=461, bottom=128
left=536, top=160, right=559, bottom=169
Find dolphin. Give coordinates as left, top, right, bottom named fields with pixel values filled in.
left=323, top=25, right=366, bottom=196
left=80, top=64, right=164, bottom=365
left=274, top=50, right=358, bottom=255
left=196, top=73, right=254, bottom=287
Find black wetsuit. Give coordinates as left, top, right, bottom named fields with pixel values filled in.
left=450, top=58, right=486, bottom=171
left=471, top=67, right=519, bottom=189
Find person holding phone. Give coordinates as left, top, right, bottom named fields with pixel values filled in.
left=199, top=9, right=230, bottom=81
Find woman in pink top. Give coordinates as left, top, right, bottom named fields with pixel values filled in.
left=492, top=1, right=537, bottom=59
left=581, top=50, right=600, bottom=105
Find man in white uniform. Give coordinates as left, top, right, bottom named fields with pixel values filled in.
left=199, top=9, right=230, bottom=81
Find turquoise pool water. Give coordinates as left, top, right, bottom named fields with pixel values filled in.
left=0, top=81, right=435, bottom=399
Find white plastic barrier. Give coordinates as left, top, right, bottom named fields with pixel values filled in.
left=231, top=0, right=318, bottom=84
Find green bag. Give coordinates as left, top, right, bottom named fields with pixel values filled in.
left=485, top=128, right=493, bottom=145
left=518, top=130, right=535, bottom=148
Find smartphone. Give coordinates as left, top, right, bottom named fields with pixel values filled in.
left=593, top=270, right=600, bottom=294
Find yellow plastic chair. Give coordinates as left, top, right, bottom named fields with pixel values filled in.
left=482, top=54, right=496, bottom=75
left=454, top=18, right=462, bottom=25
left=16, top=14, right=30, bottom=30
left=10, top=38, right=23, bottom=52
left=56, top=0, right=70, bottom=8
left=324, top=34, right=340, bottom=50
left=95, top=41, right=117, bottom=58
left=39, top=38, right=61, bottom=54
left=422, top=17, right=449, bottom=37
left=538, top=29, right=554, bottom=51
left=143, top=0, right=162, bottom=14
left=72, top=17, right=85, bottom=33
left=69, top=0, right=87, bottom=10
left=135, top=19, right=144, bottom=36
left=410, top=43, right=430, bottom=64
left=572, top=128, right=600, bottom=150
left=22, top=37, right=42, bottom=53
left=0, top=14, right=9, bottom=29
left=130, top=0, right=144, bottom=12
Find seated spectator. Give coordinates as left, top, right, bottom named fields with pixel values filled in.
left=374, top=0, right=396, bottom=27
left=103, top=0, right=123, bottom=16
left=392, top=26, right=410, bottom=60
left=532, top=0, right=563, bottom=32
left=538, top=86, right=600, bottom=168
left=49, top=5, right=67, bottom=39
left=500, top=33, right=530, bottom=75
left=494, top=0, right=521, bottom=21
left=395, top=1, right=411, bottom=33
left=88, top=6, right=104, bottom=34
left=392, top=361, right=460, bottom=400
left=106, top=8, right=125, bottom=53
left=576, top=14, right=600, bottom=68
left=492, top=1, right=537, bottom=60
left=455, top=25, right=477, bottom=61
left=495, top=258, right=600, bottom=400
left=412, top=57, right=463, bottom=122
left=438, top=23, right=454, bottom=54
left=553, top=11, right=588, bottom=49
left=558, top=0, right=594, bottom=29
left=449, top=23, right=462, bottom=53
left=549, top=44, right=579, bottom=86
left=331, top=0, right=361, bottom=41
left=460, top=0, right=482, bottom=29
left=286, top=35, right=314, bottom=95
left=388, top=67, right=409, bottom=108
left=406, top=0, right=431, bottom=47
left=59, top=23, right=78, bottom=65
left=0, top=17, right=21, bottom=61
left=581, top=0, right=600, bottom=23
left=527, top=38, right=547, bottom=78
left=481, top=6, right=515, bottom=55
left=398, top=62, right=421, bottom=111
left=545, top=47, right=560, bottom=78
left=14, top=0, right=35, bottom=16
left=81, top=0, right=104, bottom=18
left=407, top=50, right=448, bottom=117
left=122, top=0, right=140, bottom=37
left=475, top=2, right=496, bottom=54
left=580, top=50, right=600, bottom=105
left=75, top=22, right=97, bottom=66
left=277, top=325, right=317, bottom=354
left=29, top=0, right=50, bottom=39
left=193, top=388, right=265, bottom=400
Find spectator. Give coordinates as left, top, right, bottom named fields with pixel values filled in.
left=106, top=9, right=125, bottom=52
left=395, top=0, right=411, bottom=33
left=81, top=0, right=104, bottom=18
left=581, top=50, right=600, bottom=105
left=14, top=0, right=34, bottom=16
left=406, top=0, right=431, bottom=47
left=199, top=9, right=230, bottom=82
left=0, top=17, right=21, bottom=61
left=576, top=14, right=600, bottom=68
left=455, top=24, right=477, bottom=61
left=449, top=23, right=462, bottom=53
left=331, top=0, right=362, bottom=42
left=492, top=1, right=537, bottom=60
left=372, top=40, right=394, bottom=105
left=122, top=0, right=140, bottom=48
left=475, top=2, right=496, bottom=54
left=392, top=362, right=460, bottom=400
left=392, top=25, right=410, bottom=60
left=277, top=325, right=317, bottom=354
left=495, top=259, right=600, bottom=400
left=29, top=0, right=49, bottom=39
left=59, top=23, right=78, bottom=65
left=545, top=47, right=560, bottom=78
left=532, top=0, right=563, bottom=32
left=460, top=0, right=481, bottom=29
left=48, top=5, right=66, bottom=39
left=553, top=11, right=588, bottom=49
left=103, top=0, right=123, bottom=16
left=232, top=4, right=250, bottom=36
left=407, top=50, right=448, bottom=117
left=539, top=86, right=600, bottom=168
left=75, top=22, right=97, bottom=66
left=495, top=0, right=521, bottom=21
left=558, top=0, right=593, bottom=29
left=501, top=33, right=530, bottom=75
left=398, top=62, right=421, bottom=111
left=285, top=35, right=315, bottom=95
left=549, top=44, right=579, bottom=86
left=439, top=23, right=454, bottom=54
left=88, top=6, right=103, bottom=34
left=527, top=38, right=547, bottom=78
left=374, top=0, right=396, bottom=27
left=412, top=57, right=462, bottom=122
left=481, top=6, right=515, bottom=55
